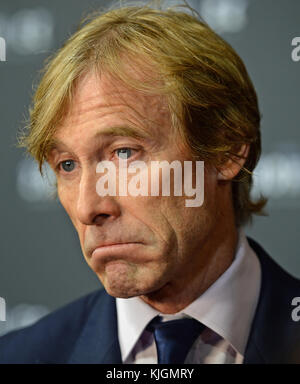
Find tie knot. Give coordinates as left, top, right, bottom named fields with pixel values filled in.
left=147, top=316, right=205, bottom=364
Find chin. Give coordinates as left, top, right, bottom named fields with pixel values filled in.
left=104, top=285, right=145, bottom=299
left=96, top=262, right=170, bottom=298
left=103, top=278, right=167, bottom=299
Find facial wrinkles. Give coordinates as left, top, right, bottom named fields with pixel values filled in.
left=79, top=172, right=180, bottom=263
left=59, top=104, right=169, bottom=165
left=55, top=72, right=194, bottom=273
left=83, top=219, right=155, bottom=255
left=65, top=71, right=165, bottom=123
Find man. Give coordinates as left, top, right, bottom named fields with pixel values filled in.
left=1, top=3, right=300, bottom=364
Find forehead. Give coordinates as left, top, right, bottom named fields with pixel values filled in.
left=56, top=69, right=171, bottom=139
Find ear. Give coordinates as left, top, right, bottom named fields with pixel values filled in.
left=217, top=144, right=249, bottom=181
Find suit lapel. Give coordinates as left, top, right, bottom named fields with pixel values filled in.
left=244, top=237, right=300, bottom=364
left=68, top=291, right=122, bottom=364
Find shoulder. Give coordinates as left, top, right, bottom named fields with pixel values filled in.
left=0, top=289, right=106, bottom=364
left=246, top=237, right=300, bottom=363
left=247, top=236, right=300, bottom=288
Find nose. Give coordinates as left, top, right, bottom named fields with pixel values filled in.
left=76, top=167, right=121, bottom=226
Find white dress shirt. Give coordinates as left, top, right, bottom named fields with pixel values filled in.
left=116, top=229, right=261, bottom=364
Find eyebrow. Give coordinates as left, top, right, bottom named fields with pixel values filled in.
left=47, top=125, right=152, bottom=153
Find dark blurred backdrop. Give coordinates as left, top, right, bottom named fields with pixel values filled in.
left=0, top=0, right=299, bottom=332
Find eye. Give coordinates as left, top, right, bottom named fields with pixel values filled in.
left=115, top=148, right=133, bottom=160
left=59, top=160, right=75, bottom=172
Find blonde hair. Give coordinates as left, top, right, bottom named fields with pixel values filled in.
left=18, top=1, right=267, bottom=226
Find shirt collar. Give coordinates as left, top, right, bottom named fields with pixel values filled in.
left=116, top=229, right=261, bottom=360
left=116, top=293, right=159, bottom=361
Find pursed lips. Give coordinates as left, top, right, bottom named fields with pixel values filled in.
left=90, top=242, right=142, bottom=259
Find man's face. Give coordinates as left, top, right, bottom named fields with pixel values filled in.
left=48, top=70, right=221, bottom=302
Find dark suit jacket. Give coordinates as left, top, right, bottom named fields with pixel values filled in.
left=1, top=237, right=300, bottom=364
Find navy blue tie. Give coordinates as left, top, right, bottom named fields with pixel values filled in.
left=147, top=316, right=205, bottom=364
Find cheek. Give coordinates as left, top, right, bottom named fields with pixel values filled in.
left=160, top=172, right=218, bottom=254
left=117, top=195, right=176, bottom=255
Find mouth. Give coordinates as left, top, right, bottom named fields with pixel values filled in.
left=91, top=242, right=143, bottom=260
